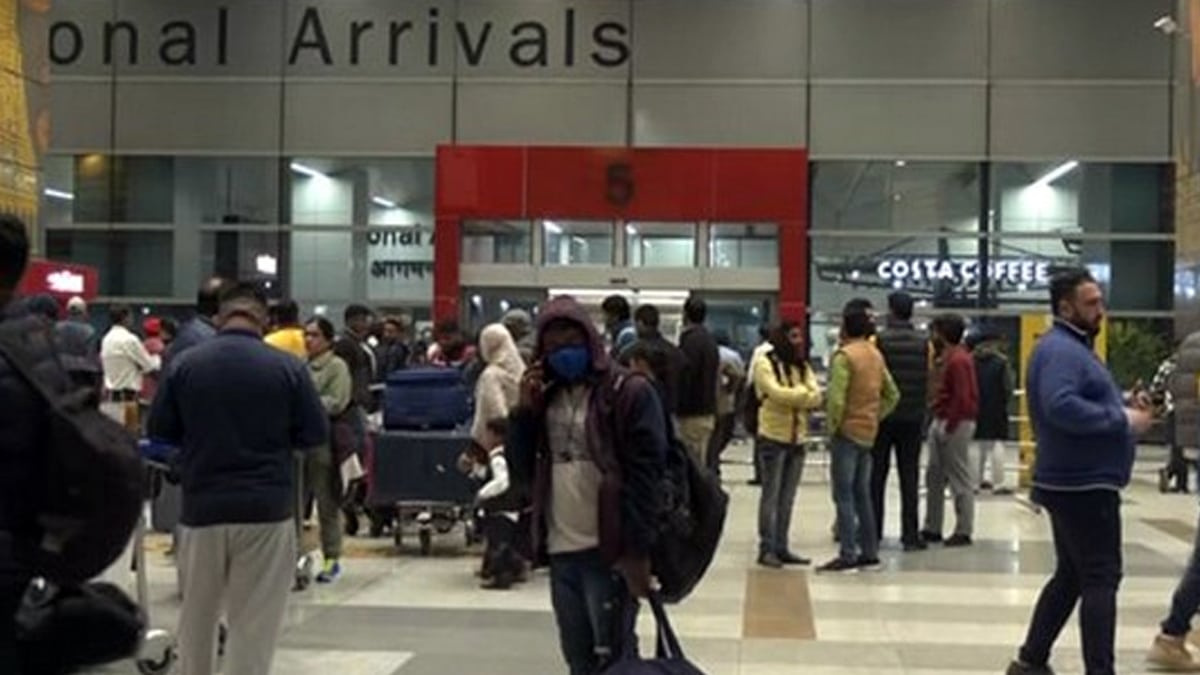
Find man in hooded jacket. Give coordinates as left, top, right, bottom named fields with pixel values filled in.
left=510, top=296, right=669, bottom=675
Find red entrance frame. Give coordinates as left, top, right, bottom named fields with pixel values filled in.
left=433, top=145, right=809, bottom=324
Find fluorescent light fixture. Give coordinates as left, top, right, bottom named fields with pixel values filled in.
left=314, top=305, right=328, bottom=316
left=499, top=299, right=511, bottom=313
left=1034, top=160, right=1079, bottom=187
left=471, top=294, right=483, bottom=307
left=1154, top=15, right=1180, bottom=35
left=371, top=196, right=397, bottom=209
left=289, top=162, right=325, bottom=179
left=894, top=160, right=907, bottom=168
left=850, top=270, right=861, bottom=281
left=255, top=254, right=278, bottom=276
left=43, top=188, right=74, bottom=201
left=543, top=220, right=562, bottom=234
left=625, top=224, right=638, bottom=236
left=571, top=236, right=587, bottom=246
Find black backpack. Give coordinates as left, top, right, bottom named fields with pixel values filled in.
left=739, top=353, right=785, bottom=438
left=611, top=374, right=729, bottom=604
left=0, top=319, right=143, bottom=585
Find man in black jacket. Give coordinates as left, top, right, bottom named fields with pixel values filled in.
left=0, top=214, right=43, bottom=673
left=871, top=292, right=930, bottom=551
left=334, top=304, right=379, bottom=413
left=676, top=297, right=720, bottom=467
left=624, top=304, right=685, bottom=416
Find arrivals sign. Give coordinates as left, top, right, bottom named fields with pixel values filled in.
left=366, top=227, right=434, bottom=304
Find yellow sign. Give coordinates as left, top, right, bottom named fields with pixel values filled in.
left=1017, top=315, right=1107, bottom=487
left=0, top=0, right=40, bottom=223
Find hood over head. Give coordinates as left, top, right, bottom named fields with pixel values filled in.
left=502, top=308, right=533, bottom=340
left=535, top=295, right=610, bottom=374
left=479, top=323, right=526, bottom=380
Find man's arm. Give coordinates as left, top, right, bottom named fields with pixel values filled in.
left=753, top=355, right=818, bottom=408
left=1035, top=354, right=1128, bottom=435
left=291, top=364, right=330, bottom=450
left=880, top=367, right=900, bottom=420
left=826, top=352, right=851, bottom=433
left=126, top=335, right=161, bottom=374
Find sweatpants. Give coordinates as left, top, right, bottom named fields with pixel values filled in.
left=178, top=520, right=295, bottom=675
left=924, top=420, right=978, bottom=538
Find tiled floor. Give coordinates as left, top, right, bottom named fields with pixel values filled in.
left=96, top=443, right=1200, bottom=674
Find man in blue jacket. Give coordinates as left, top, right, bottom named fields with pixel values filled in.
left=1008, top=269, right=1153, bottom=675
left=150, top=282, right=328, bottom=675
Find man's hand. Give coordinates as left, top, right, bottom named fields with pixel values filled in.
left=615, top=555, right=654, bottom=599
left=1126, top=407, right=1154, bottom=435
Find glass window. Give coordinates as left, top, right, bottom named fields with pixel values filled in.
left=991, top=162, right=1168, bottom=235
left=462, top=220, right=532, bottom=264
left=290, top=229, right=354, bottom=301
left=366, top=227, right=435, bottom=304
left=811, top=161, right=980, bottom=234
left=45, top=229, right=174, bottom=297
left=710, top=223, right=778, bottom=268
left=626, top=222, right=695, bottom=268
left=287, top=157, right=435, bottom=227
left=542, top=220, right=613, bottom=266
left=175, top=158, right=280, bottom=226
left=198, top=231, right=287, bottom=291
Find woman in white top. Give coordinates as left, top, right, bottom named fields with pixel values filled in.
left=471, top=323, right=526, bottom=445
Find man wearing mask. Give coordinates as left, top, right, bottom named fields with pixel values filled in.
left=1008, top=269, right=1152, bottom=675
left=166, top=277, right=230, bottom=365
left=333, top=304, right=379, bottom=413
left=510, top=296, right=668, bottom=675
left=675, top=297, right=720, bottom=467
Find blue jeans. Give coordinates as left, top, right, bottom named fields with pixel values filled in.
left=1162, top=509, right=1200, bottom=637
left=757, top=438, right=806, bottom=556
left=549, top=549, right=636, bottom=675
left=830, top=436, right=878, bottom=562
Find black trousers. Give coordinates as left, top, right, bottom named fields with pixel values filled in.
left=706, top=413, right=738, bottom=476
left=869, top=417, right=923, bottom=545
left=1019, top=489, right=1122, bottom=675
left=482, top=515, right=523, bottom=585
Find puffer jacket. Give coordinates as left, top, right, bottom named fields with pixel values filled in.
left=876, top=318, right=929, bottom=424
left=1173, top=332, right=1200, bottom=449
left=753, top=353, right=821, bottom=446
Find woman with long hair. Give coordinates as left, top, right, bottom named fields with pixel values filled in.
left=754, top=321, right=822, bottom=569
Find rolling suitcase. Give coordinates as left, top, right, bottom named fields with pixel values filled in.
left=383, top=367, right=472, bottom=430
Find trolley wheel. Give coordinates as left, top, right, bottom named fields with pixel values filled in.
left=136, top=646, right=176, bottom=675
left=419, top=528, right=433, bottom=556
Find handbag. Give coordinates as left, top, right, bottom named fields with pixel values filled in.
left=14, top=577, right=144, bottom=673
left=602, top=593, right=706, bottom=674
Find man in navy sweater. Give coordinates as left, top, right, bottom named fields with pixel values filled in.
left=150, top=283, right=328, bottom=675
left=1008, top=269, right=1152, bottom=675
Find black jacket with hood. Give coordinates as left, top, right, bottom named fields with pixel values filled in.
left=509, top=297, right=669, bottom=565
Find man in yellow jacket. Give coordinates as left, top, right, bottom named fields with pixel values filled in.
left=819, top=304, right=899, bottom=574
left=264, top=299, right=307, bottom=360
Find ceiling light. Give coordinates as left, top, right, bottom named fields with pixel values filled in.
left=572, top=236, right=587, bottom=246
left=543, top=220, right=562, bottom=234
left=371, top=196, right=397, bottom=209
left=1154, top=15, right=1180, bottom=35
left=625, top=224, right=638, bottom=236
left=1034, top=160, right=1079, bottom=187
left=255, top=254, right=278, bottom=276
left=894, top=160, right=907, bottom=168
left=289, top=162, right=326, bottom=179
left=43, top=188, right=74, bottom=201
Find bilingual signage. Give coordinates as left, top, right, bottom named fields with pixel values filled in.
left=18, top=259, right=99, bottom=300
left=366, top=227, right=434, bottom=303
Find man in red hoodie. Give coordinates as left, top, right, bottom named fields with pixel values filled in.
left=921, top=313, right=980, bottom=547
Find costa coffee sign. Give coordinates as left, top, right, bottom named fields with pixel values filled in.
left=17, top=259, right=99, bottom=300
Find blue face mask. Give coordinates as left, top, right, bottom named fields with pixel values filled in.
left=547, top=345, right=591, bottom=382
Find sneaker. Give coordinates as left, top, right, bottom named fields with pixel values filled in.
left=778, top=551, right=811, bottom=566
left=919, top=531, right=943, bottom=544
left=855, top=556, right=882, bottom=571
left=902, top=540, right=928, bottom=552
left=816, top=557, right=859, bottom=574
left=1006, top=659, right=1055, bottom=675
left=757, top=552, right=783, bottom=569
left=944, top=534, right=973, bottom=548
left=316, top=559, right=342, bottom=583
left=1147, top=634, right=1199, bottom=671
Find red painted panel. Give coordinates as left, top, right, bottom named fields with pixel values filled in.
left=713, top=150, right=808, bottom=221
left=18, top=259, right=100, bottom=303
left=433, top=216, right=461, bottom=322
left=525, top=147, right=715, bottom=221
left=777, top=219, right=807, bottom=324
left=436, top=146, right=525, bottom=219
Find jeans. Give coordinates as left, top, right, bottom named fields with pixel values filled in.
left=756, top=438, right=806, bottom=556
left=1019, top=489, right=1122, bottom=675
left=549, top=549, right=635, bottom=675
left=924, top=420, right=977, bottom=538
left=1161, top=509, right=1200, bottom=637
left=830, top=436, right=878, bottom=562
left=870, top=418, right=923, bottom=544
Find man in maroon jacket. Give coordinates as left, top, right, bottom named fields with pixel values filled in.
left=921, top=314, right=980, bottom=547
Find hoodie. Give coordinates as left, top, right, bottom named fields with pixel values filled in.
left=509, top=296, right=668, bottom=564
left=471, top=323, right=526, bottom=444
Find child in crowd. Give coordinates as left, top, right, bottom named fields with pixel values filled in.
left=459, top=417, right=524, bottom=590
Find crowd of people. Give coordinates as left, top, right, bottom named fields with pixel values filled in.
left=2, top=206, right=1200, bottom=675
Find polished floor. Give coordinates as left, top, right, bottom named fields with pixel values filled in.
left=98, top=442, right=1200, bottom=674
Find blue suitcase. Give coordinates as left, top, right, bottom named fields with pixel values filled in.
left=384, top=367, right=473, bottom=430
